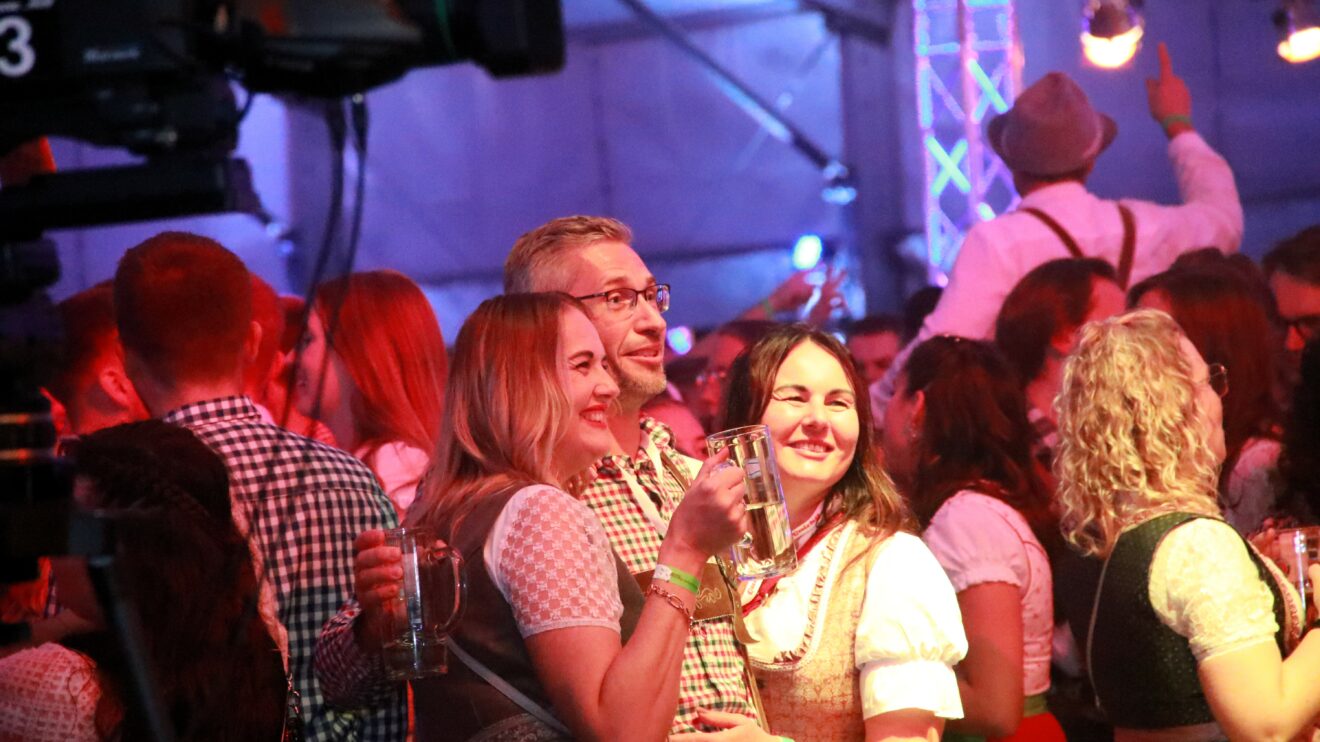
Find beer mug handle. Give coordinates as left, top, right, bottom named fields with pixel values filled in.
left=428, top=543, right=467, bottom=635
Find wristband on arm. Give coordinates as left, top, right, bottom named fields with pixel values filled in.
left=1159, top=114, right=1193, bottom=135
left=654, top=563, right=701, bottom=595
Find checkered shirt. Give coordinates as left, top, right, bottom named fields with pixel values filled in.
left=164, top=397, right=406, bottom=741
left=583, top=417, right=756, bottom=733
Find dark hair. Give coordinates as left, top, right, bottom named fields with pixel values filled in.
left=246, top=273, right=285, bottom=394
left=1264, top=225, right=1320, bottom=284
left=995, top=258, right=1118, bottom=386
left=898, top=337, right=1057, bottom=550
left=720, top=324, right=910, bottom=539
left=664, top=354, right=706, bottom=387
left=114, top=232, right=253, bottom=385
left=902, top=286, right=943, bottom=343
left=1165, top=248, right=1282, bottom=327
left=68, top=420, right=285, bottom=740
left=847, top=314, right=903, bottom=339
left=278, top=295, right=306, bottom=354
left=1280, top=338, right=1320, bottom=520
left=716, top=319, right=780, bottom=346
left=49, top=284, right=118, bottom=409
left=1129, top=264, right=1281, bottom=499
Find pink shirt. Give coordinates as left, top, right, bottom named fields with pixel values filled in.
left=922, top=491, right=1053, bottom=695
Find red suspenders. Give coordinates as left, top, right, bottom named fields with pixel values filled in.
left=1019, top=204, right=1136, bottom=289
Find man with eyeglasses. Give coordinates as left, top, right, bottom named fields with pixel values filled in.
left=1264, top=225, right=1320, bottom=380
left=501, top=216, right=765, bottom=735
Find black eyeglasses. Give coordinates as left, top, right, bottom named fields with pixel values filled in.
left=1202, top=362, right=1229, bottom=398
left=575, top=284, right=670, bottom=317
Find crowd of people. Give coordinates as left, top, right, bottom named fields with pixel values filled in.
left=3, top=43, right=1320, bottom=742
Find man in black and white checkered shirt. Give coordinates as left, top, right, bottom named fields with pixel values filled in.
left=114, top=232, right=405, bottom=740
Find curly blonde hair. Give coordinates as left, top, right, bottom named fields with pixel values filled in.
left=1054, top=309, right=1222, bottom=557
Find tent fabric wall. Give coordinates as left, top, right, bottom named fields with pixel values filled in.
left=38, top=0, right=1320, bottom=344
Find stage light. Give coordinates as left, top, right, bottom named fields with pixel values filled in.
left=1276, top=0, right=1320, bottom=63
left=667, top=326, right=694, bottom=355
left=1081, top=0, right=1145, bottom=69
left=792, top=234, right=824, bottom=271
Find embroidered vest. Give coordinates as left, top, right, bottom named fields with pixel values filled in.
left=414, top=485, right=645, bottom=741
left=1087, top=513, right=1292, bottom=730
left=753, top=522, right=873, bottom=742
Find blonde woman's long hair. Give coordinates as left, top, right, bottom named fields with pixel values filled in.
left=1055, top=309, right=1223, bottom=557
left=405, top=293, right=580, bottom=538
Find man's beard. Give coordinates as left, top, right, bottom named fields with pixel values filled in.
left=615, top=365, right=667, bottom=410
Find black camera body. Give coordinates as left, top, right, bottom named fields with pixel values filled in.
left=0, top=0, right=563, bottom=583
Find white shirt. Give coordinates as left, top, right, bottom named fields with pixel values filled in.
left=923, top=491, right=1054, bottom=696
left=0, top=644, right=101, bottom=742
left=873, top=131, right=1242, bottom=412
left=359, top=441, right=430, bottom=514
left=1222, top=437, right=1282, bottom=536
left=1147, top=518, right=1282, bottom=662
left=744, top=520, right=968, bottom=720
left=484, top=485, right=624, bottom=638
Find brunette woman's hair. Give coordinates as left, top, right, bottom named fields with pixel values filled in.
left=720, top=324, right=911, bottom=539
left=68, top=420, right=285, bottom=740
left=407, top=293, right=586, bottom=539
left=313, top=270, right=447, bottom=467
left=897, top=336, right=1057, bottom=550
left=1129, top=262, right=1281, bottom=501
left=994, top=257, right=1118, bottom=387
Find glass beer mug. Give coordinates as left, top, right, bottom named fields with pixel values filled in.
left=706, top=424, right=797, bottom=581
left=379, top=527, right=467, bottom=679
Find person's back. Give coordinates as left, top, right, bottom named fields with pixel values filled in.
left=112, top=232, right=403, bottom=740
left=875, top=48, right=1242, bottom=411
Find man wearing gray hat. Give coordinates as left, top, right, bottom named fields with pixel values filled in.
left=874, top=43, right=1242, bottom=410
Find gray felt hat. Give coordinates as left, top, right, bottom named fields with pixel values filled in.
left=987, top=72, right=1118, bottom=176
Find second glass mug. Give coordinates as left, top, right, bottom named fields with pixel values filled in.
left=379, top=527, right=468, bottom=680
left=706, top=424, right=797, bottom=581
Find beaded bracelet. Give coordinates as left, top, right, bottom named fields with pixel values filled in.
left=646, top=582, right=695, bottom=627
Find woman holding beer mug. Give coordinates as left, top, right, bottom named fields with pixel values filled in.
left=681, top=324, right=968, bottom=742
left=882, top=336, right=1065, bottom=742
left=1054, top=309, right=1320, bottom=741
left=347, top=293, right=750, bottom=741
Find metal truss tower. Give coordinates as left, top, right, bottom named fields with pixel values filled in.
left=913, top=0, right=1023, bottom=281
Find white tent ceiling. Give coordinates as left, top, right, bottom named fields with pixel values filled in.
left=562, top=0, right=790, bottom=28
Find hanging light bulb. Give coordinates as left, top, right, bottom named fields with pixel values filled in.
left=1276, top=0, right=1320, bottom=64
left=1081, top=0, right=1145, bottom=69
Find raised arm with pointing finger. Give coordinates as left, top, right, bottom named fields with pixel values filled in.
left=872, top=42, right=1243, bottom=416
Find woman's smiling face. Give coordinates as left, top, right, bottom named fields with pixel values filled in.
left=761, top=340, right=859, bottom=509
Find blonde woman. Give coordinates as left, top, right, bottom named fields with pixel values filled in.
left=345, top=293, right=750, bottom=741
left=1054, top=309, right=1320, bottom=741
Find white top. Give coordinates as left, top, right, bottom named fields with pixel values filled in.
left=360, top=441, right=430, bottom=514
left=873, top=131, right=1242, bottom=412
left=484, top=485, right=624, bottom=638
left=1222, top=437, right=1282, bottom=536
left=923, top=491, right=1054, bottom=695
left=745, top=520, right=967, bottom=720
left=1147, top=518, right=1281, bottom=663
left=0, top=643, right=102, bottom=741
